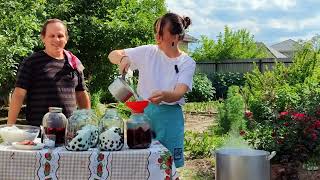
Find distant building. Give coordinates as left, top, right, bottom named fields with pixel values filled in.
left=179, top=34, right=198, bottom=52
left=270, top=39, right=301, bottom=58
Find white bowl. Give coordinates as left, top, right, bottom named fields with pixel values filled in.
left=0, top=124, right=40, bottom=143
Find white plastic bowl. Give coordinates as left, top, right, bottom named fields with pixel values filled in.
left=0, top=124, right=40, bottom=143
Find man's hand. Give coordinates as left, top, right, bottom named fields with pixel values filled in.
left=76, top=91, right=91, bottom=109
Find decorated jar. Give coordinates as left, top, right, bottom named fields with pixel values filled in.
left=98, top=108, right=124, bottom=151
left=42, top=107, right=68, bottom=146
left=65, top=109, right=99, bottom=151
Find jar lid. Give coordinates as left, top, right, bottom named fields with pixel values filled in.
left=49, top=107, right=63, bottom=113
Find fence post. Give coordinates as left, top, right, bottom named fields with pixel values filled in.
left=215, top=62, right=218, bottom=72
left=259, top=59, right=263, bottom=72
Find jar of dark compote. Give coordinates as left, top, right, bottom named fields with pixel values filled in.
left=125, top=101, right=152, bottom=149
left=42, top=107, right=67, bottom=146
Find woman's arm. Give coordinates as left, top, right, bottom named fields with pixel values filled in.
left=7, top=87, right=27, bottom=125
left=148, top=84, right=189, bottom=104
left=108, top=50, right=131, bottom=73
left=108, top=50, right=126, bottom=65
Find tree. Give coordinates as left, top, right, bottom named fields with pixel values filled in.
left=0, top=0, right=46, bottom=105
left=191, top=26, right=268, bottom=62
left=45, top=0, right=166, bottom=102
left=0, top=0, right=166, bottom=104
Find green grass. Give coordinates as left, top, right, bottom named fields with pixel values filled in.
left=184, top=101, right=219, bottom=114
left=178, top=158, right=215, bottom=179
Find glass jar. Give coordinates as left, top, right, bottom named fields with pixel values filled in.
left=65, top=109, right=99, bottom=151
left=98, top=108, right=124, bottom=151
left=126, top=112, right=152, bottom=149
left=42, top=107, right=68, bottom=146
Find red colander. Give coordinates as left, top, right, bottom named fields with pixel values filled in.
left=125, top=100, right=149, bottom=113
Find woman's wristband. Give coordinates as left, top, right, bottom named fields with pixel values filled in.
left=119, top=55, right=128, bottom=64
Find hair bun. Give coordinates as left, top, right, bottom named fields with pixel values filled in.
left=183, top=16, right=191, bottom=29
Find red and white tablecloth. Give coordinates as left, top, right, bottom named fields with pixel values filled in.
left=0, top=141, right=179, bottom=180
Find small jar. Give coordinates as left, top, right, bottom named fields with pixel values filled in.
left=99, top=108, right=124, bottom=151
left=42, top=107, right=67, bottom=146
left=65, top=109, right=99, bottom=151
left=126, top=112, right=152, bottom=149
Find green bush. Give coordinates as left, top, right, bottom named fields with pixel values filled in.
left=0, top=0, right=167, bottom=104
left=191, top=26, right=268, bottom=62
left=184, top=131, right=224, bottom=159
left=214, top=86, right=246, bottom=135
left=207, top=72, right=246, bottom=99
left=0, top=0, right=45, bottom=104
left=186, top=73, right=215, bottom=102
left=45, top=0, right=166, bottom=103
left=243, top=42, right=320, bottom=164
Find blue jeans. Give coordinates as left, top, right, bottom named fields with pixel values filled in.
left=145, top=103, right=184, bottom=168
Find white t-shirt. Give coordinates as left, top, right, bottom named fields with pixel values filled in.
left=124, top=45, right=196, bottom=105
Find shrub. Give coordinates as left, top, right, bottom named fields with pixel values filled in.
left=191, top=26, right=268, bottom=62
left=184, top=131, right=225, bottom=159
left=243, top=42, right=320, bottom=164
left=214, top=86, right=246, bottom=135
left=186, top=73, right=215, bottom=102
left=207, top=72, right=246, bottom=99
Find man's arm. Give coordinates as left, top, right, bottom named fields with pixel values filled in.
left=7, top=87, right=27, bottom=124
left=75, top=91, right=91, bottom=109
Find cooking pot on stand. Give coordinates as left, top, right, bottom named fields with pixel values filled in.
left=214, top=148, right=276, bottom=180
left=108, top=74, right=138, bottom=102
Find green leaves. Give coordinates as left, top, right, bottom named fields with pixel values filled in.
left=215, top=86, right=246, bottom=135
left=0, top=0, right=45, bottom=102
left=191, top=26, right=268, bottom=62
left=0, top=0, right=167, bottom=104
left=186, top=73, right=215, bottom=102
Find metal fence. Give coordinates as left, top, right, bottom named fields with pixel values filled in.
left=196, top=58, right=292, bottom=74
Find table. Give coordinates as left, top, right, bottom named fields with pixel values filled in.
left=0, top=141, right=179, bottom=180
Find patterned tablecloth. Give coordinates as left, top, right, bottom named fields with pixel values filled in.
left=0, top=141, right=179, bottom=180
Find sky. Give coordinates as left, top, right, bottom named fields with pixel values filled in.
left=166, top=0, right=320, bottom=47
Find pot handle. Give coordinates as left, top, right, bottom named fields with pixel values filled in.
left=267, top=151, right=276, bottom=160
left=121, top=72, right=126, bottom=80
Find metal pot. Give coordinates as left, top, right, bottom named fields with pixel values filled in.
left=215, top=148, right=276, bottom=180
left=108, top=74, right=135, bottom=102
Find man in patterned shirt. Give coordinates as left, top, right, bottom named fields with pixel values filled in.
left=7, top=19, right=90, bottom=126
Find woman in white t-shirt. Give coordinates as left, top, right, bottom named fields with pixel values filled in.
left=108, top=12, right=196, bottom=168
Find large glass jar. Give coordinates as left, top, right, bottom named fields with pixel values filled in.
left=126, top=112, right=152, bottom=149
left=65, top=109, right=99, bottom=151
left=98, top=108, right=124, bottom=151
left=42, top=107, right=67, bottom=146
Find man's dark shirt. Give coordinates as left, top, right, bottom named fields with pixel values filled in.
left=15, top=51, right=86, bottom=126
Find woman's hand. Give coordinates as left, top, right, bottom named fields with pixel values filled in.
left=148, top=90, right=167, bottom=104
left=119, top=56, right=131, bottom=74
left=148, top=85, right=189, bottom=104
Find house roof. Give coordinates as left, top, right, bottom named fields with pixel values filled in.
left=256, top=42, right=288, bottom=58
left=265, top=46, right=288, bottom=58
left=183, top=34, right=198, bottom=43
left=271, top=39, right=300, bottom=52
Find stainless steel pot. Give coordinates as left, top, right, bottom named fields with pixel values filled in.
left=108, top=74, right=136, bottom=102
left=215, top=148, right=276, bottom=180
